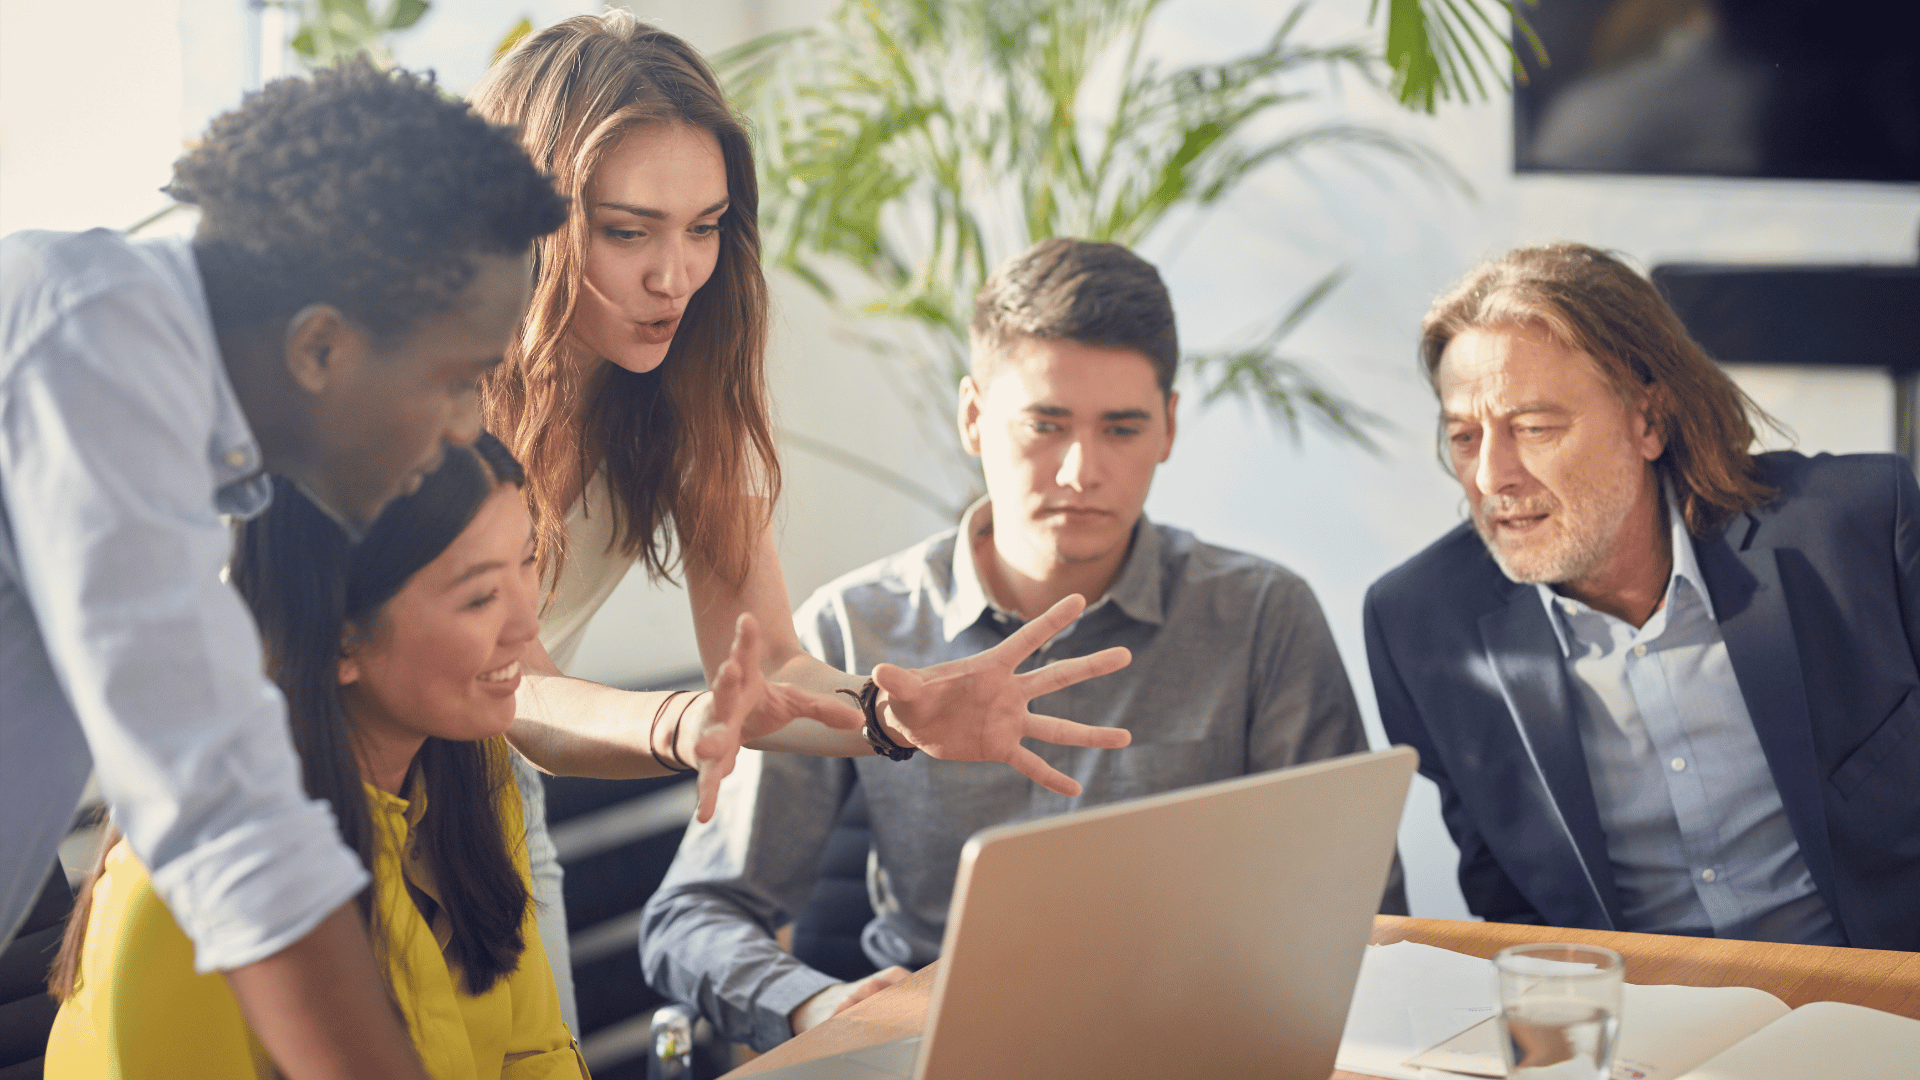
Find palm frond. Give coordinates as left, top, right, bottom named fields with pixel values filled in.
left=1370, top=0, right=1548, bottom=113
left=726, top=0, right=1455, bottom=492
left=1187, top=269, right=1387, bottom=449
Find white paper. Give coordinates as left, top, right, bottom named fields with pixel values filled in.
left=1336, top=942, right=1501, bottom=1080
left=1406, top=983, right=1792, bottom=1080
left=1675, top=1001, right=1920, bottom=1080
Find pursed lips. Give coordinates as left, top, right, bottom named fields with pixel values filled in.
left=631, top=312, right=682, bottom=345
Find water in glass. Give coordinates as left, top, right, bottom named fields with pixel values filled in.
left=1500, top=996, right=1621, bottom=1079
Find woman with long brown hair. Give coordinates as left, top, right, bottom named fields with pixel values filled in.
left=469, top=11, right=1133, bottom=1027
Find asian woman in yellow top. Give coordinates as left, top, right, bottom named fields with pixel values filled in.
left=45, top=434, right=601, bottom=1079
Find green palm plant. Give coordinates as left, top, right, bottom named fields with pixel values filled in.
left=718, top=0, right=1468, bottom=512
left=287, top=0, right=432, bottom=69
left=1371, top=0, right=1548, bottom=112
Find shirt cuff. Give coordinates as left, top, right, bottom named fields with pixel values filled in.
left=145, top=799, right=369, bottom=974
left=751, top=964, right=844, bottom=1052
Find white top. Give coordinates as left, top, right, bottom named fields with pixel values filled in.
left=0, top=229, right=366, bottom=968
left=539, top=469, right=638, bottom=671
left=521, top=469, right=641, bottom=1032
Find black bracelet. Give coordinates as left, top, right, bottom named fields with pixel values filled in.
left=649, top=691, right=696, bottom=774
left=837, top=679, right=916, bottom=761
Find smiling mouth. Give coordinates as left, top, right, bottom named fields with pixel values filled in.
left=477, top=660, right=521, bottom=683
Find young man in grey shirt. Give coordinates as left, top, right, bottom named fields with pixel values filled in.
left=639, top=238, right=1405, bottom=1051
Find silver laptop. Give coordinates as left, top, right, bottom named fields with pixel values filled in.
left=750, top=746, right=1418, bottom=1080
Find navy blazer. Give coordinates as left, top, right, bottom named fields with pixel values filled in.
left=1365, top=452, right=1920, bottom=950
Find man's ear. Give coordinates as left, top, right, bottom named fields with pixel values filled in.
left=957, top=375, right=986, bottom=457
left=284, top=304, right=365, bottom=396
left=1634, top=385, right=1667, bottom=463
left=1161, top=389, right=1179, bottom=463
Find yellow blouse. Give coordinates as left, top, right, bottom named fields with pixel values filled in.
left=47, top=760, right=587, bottom=1080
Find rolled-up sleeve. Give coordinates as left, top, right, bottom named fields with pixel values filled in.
left=0, top=281, right=365, bottom=972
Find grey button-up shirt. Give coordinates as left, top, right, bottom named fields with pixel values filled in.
left=0, top=229, right=366, bottom=967
left=640, top=501, right=1399, bottom=1050
left=1538, top=489, right=1839, bottom=943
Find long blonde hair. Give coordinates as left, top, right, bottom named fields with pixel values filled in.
left=470, top=12, right=779, bottom=587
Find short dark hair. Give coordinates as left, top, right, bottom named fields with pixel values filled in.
left=969, top=238, right=1179, bottom=395
left=169, top=60, right=567, bottom=337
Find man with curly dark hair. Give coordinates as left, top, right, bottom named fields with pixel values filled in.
left=0, top=60, right=565, bottom=1078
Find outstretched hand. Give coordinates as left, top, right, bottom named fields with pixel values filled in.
left=681, top=612, right=864, bottom=822
left=871, top=593, right=1132, bottom=796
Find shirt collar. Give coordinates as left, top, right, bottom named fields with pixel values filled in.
left=1535, top=483, right=1711, bottom=656
left=940, top=497, right=1165, bottom=642
left=363, top=771, right=430, bottom=830
left=941, top=498, right=999, bottom=642
left=191, top=240, right=271, bottom=520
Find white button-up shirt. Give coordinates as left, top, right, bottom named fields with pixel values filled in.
left=0, top=229, right=366, bottom=969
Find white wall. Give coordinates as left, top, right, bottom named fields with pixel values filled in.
left=1130, top=2, right=1916, bottom=919
left=0, top=0, right=187, bottom=237
left=569, top=0, right=1920, bottom=921
left=8, top=0, right=1914, bottom=920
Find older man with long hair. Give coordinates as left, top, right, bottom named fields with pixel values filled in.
left=1366, top=243, right=1920, bottom=951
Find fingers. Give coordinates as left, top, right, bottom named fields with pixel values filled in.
left=729, top=610, right=762, bottom=672
left=694, top=743, right=738, bottom=823
left=1017, top=645, right=1131, bottom=696
left=868, top=662, right=924, bottom=702
left=1023, top=713, right=1131, bottom=749
left=784, top=686, right=864, bottom=730
left=989, top=593, right=1088, bottom=662
left=693, top=658, right=747, bottom=761
left=693, top=661, right=748, bottom=821
left=832, top=966, right=913, bottom=1018
left=1007, top=744, right=1085, bottom=797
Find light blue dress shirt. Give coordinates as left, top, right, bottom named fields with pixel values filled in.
left=1536, top=490, right=1840, bottom=944
left=0, top=229, right=367, bottom=969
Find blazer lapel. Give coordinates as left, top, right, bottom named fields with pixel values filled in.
left=1694, top=520, right=1839, bottom=910
left=1479, top=589, right=1625, bottom=930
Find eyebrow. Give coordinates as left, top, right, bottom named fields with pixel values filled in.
left=1442, top=401, right=1567, bottom=424
left=593, top=197, right=731, bottom=221
left=1021, top=404, right=1155, bottom=422
left=441, top=560, right=506, bottom=592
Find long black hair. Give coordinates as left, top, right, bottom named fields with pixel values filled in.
left=52, top=434, right=536, bottom=1007
left=232, top=433, right=532, bottom=996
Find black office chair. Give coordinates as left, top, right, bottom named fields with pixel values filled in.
left=0, top=865, right=74, bottom=1080
left=789, top=779, right=878, bottom=984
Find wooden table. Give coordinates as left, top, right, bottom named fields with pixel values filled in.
left=722, top=916, right=1920, bottom=1078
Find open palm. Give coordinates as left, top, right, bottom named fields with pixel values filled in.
left=873, top=593, right=1132, bottom=796
left=685, top=612, right=863, bottom=821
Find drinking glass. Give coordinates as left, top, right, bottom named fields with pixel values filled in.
left=1493, top=942, right=1624, bottom=1080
